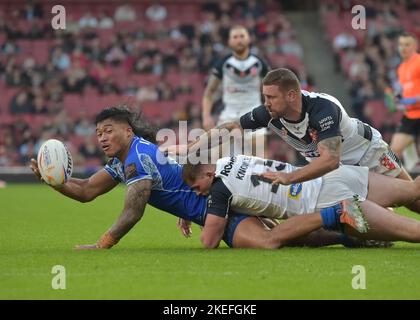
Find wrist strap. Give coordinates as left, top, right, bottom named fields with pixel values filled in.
left=97, top=231, right=119, bottom=248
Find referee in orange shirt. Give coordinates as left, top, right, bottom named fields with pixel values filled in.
left=390, top=33, right=420, bottom=170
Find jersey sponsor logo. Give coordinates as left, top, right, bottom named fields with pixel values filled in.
left=318, top=116, right=335, bottom=132
left=379, top=154, right=396, bottom=170
left=220, top=157, right=236, bottom=177
left=226, top=86, right=248, bottom=93
left=288, top=183, right=303, bottom=200
left=235, top=157, right=251, bottom=180
left=125, top=163, right=138, bottom=180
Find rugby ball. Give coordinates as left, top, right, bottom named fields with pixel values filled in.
left=37, top=139, right=73, bottom=186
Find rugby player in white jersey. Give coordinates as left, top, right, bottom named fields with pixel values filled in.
left=174, top=68, right=420, bottom=213
left=202, top=25, right=270, bottom=157
left=182, top=155, right=420, bottom=248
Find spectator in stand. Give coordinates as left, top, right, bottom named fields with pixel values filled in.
left=98, top=11, right=114, bottom=29
left=79, top=140, right=103, bottom=161
left=33, top=94, right=48, bottom=114
left=98, top=78, right=120, bottom=95
left=89, top=60, right=112, bottom=87
left=51, top=47, right=71, bottom=71
left=75, top=118, right=96, bottom=137
left=79, top=12, right=98, bottom=29
left=145, top=1, right=168, bottom=22
left=136, top=86, right=159, bottom=102
left=21, top=0, right=43, bottom=20
left=9, top=91, right=35, bottom=114
left=156, top=81, right=175, bottom=101
left=175, top=77, right=193, bottom=95
left=114, top=3, right=137, bottom=22
left=71, top=48, right=89, bottom=69
left=5, top=65, right=30, bottom=87
left=1, top=39, right=20, bottom=55
left=105, top=39, right=126, bottom=65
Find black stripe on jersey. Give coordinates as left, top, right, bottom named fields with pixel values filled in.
left=207, top=178, right=233, bottom=218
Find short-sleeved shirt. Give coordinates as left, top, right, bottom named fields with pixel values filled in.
left=397, top=53, right=420, bottom=119
left=207, top=155, right=322, bottom=219
left=104, top=136, right=208, bottom=225
left=240, top=90, right=377, bottom=164
left=212, top=53, right=269, bottom=114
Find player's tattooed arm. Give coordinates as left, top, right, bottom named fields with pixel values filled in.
left=75, top=179, right=152, bottom=250
left=262, top=136, right=342, bottom=185
left=108, top=179, right=152, bottom=241
left=317, top=136, right=342, bottom=160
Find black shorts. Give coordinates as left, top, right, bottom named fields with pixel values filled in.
left=398, top=116, right=420, bottom=136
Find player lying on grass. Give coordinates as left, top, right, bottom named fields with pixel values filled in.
left=29, top=106, right=375, bottom=250
left=182, top=155, right=420, bottom=248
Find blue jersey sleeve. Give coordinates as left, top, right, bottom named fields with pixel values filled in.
left=124, top=146, right=153, bottom=186
left=103, top=159, right=122, bottom=182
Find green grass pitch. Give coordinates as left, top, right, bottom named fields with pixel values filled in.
left=1, top=184, right=420, bottom=299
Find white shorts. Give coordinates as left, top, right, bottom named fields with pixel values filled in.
left=359, top=129, right=402, bottom=177
left=315, top=165, right=369, bottom=209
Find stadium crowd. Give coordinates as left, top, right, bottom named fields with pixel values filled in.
left=0, top=0, right=310, bottom=168
left=322, top=0, right=420, bottom=146
left=1, top=0, right=418, bottom=170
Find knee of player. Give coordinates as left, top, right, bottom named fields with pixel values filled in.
left=262, top=234, right=284, bottom=249
left=200, top=234, right=220, bottom=249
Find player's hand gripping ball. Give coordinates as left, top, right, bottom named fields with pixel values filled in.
left=37, top=139, right=73, bottom=186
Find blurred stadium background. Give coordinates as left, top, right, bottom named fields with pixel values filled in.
left=0, top=0, right=420, bottom=182
left=2, top=0, right=420, bottom=301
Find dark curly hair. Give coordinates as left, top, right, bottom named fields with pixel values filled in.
left=95, top=105, right=158, bottom=144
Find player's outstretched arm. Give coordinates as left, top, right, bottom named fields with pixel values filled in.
left=190, top=121, right=243, bottom=154
left=262, top=136, right=342, bottom=185
left=30, top=158, right=118, bottom=202
left=76, top=179, right=152, bottom=250
left=162, top=121, right=243, bottom=157
left=200, top=214, right=228, bottom=249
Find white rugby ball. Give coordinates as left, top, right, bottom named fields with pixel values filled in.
left=37, top=139, right=73, bottom=186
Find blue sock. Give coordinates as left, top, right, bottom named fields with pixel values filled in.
left=320, top=204, right=342, bottom=232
